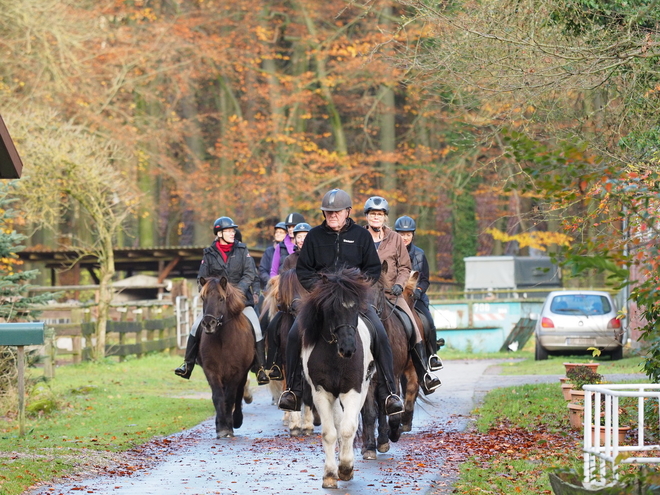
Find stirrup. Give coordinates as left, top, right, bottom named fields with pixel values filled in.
left=256, top=367, right=270, bottom=385
left=422, top=372, right=442, bottom=395
left=174, top=362, right=193, bottom=380
left=269, top=364, right=284, bottom=381
left=428, top=354, right=443, bottom=371
left=384, top=394, right=404, bottom=416
left=278, top=389, right=301, bottom=412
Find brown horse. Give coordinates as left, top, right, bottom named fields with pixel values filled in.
left=198, top=276, right=255, bottom=438
left=361, top=261, right=416, bottom=459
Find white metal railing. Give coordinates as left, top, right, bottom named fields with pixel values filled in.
left=175, top=296, right=202, bottom=349
left=583, top=384, right=660, bottom=488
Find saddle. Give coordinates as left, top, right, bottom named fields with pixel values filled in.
left=415, top=307, right=434, bottom=339
left=383, top=299, right=415, bottom=342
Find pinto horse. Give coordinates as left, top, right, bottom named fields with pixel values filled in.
left=198, top=276, right=255, bottom=439
left=298, top=268, right=375, bottom=489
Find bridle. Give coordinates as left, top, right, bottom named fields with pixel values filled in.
left=323, top=321, right=357, bottom=345
left=202, top=313, right=224, bottom=328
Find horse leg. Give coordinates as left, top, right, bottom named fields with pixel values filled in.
left=211, top=385, right=233, bottom=439
left=243, top=381, right=253, bottom=404
left=361, top=381, right=378, bottom=460
left=288, top=411, right=302, bottom=437
left=302, top=404, right=315, bottom=436
left=312, top=391, right=339, bottom=489
left=401, top=363, right=419, bottom=432
left=233, top=375, right=247, bottom=430
left=336, top=391, right=362, bottom=482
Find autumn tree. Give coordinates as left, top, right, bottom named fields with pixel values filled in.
left=5, top=109, right=137, bottom=361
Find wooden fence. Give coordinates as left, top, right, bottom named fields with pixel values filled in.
left=39, top=300, right=180, bottom=374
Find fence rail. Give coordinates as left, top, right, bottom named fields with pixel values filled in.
left=35, top=300, right=180, bottom=372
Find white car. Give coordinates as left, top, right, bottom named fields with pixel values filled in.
left=534, top=290, right=624, bottom=360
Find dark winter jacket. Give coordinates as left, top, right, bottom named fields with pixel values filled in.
left=296, top=217, right=381, bottom=292
left=258, top=244, right=276, bottom=290
left=407, top=243, right=430, bottom=307
left=198, top=241, right=257, bottom=306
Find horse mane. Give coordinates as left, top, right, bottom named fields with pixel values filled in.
left=278, top=268, right=305, bottom=312
left=260, top=275, right=280, bottom=320
left=297, top=268, right=371, bottom=343
left=199, top=277, right=245, bottom=317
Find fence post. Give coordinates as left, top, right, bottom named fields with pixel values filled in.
left=71, top=308, right=83, bottom=364
left=43, top=326, right=55, bottom=380
left=134, top=307, right=143, bottom=358
left=117, top=307, right=128, bottom=362
left=82, top=308, right=92, bottom=362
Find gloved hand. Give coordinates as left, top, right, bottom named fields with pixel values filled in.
left=391, top=284, right=403, bottom=296
left=413, top=288, right=422, bottom=301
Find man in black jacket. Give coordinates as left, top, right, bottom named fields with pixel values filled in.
left=278, top=189, right=404, bottom=416
left=174, top=216, right=269, bottom=385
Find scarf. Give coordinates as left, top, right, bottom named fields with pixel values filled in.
left=270, top=235, right=295, bottom=277
left=215, top=240, right=233, bottom=262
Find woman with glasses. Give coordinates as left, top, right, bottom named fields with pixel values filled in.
left=364, top=197, right=441, bottom=395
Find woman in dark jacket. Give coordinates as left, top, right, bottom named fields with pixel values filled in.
left=174, top=216, right=269, bottom=385
left=394, top=215, right=443, bottom=371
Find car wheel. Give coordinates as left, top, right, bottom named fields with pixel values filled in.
left=535, top=339, right=548, bottom=361
left=610, top=345, right=623, bottom=361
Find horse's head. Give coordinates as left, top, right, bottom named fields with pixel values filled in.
left=199, top=276, right=245, bottom=334
left=299, top=268, right=370, bottom=359
left=402, top=271, right=420, bottom=307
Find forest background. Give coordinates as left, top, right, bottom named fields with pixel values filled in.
left=1, top=0, right=659, bottom=295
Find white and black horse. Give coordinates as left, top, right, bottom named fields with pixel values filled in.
left=298, top=268, right=376, bottom=489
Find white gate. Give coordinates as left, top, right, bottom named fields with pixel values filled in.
left=175, top=296, right=202, bottom=349
left=583, top=383, right=660, bottom=487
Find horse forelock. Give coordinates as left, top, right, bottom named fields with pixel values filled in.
left=200, top=277, right=245, bottom=317
left=298, top=268, right=369, bottom=342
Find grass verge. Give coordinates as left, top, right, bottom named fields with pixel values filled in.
left=0, top=354, right=218, bottom=495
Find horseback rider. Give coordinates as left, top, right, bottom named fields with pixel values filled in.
left=364, top=197, right=441, bottom=395
left=258, top=221, right=288, bottom=290
left=270, top=212, right=306, bottom=278
left=278, top=189, right=405, bottom=416
left=174, top=216, right=269, bottom=385
left=265, top=221, right=312, bottom=381
left=395, top=215, right=443, bottom=371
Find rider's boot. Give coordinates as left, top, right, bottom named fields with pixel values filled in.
left=411, top=341, right=441, bottom=395
left=278, top=322, right=303, bottom=411
left=255, top=338, right=270, bottom=385
left=174, top=331, right=200, bottom=379
left=265, top=312, right=284, bottom=380
left=425, top=324, right=443, bottom=371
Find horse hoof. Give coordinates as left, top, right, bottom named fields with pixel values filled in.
left=244, top=395, right=253, bottom=404
left=302, top=428, right=314, bottom=436
left=289, top=427, right=302, bottom=437
left=322, top=477, right=338, bottom=489
left=216, top=430, right=234, bottom=439
left=402, top=423, right=412, bottom=433
left=377, top=442, right=390, bottom=453
left=363, top=450, right=377, bottom=460
left=338, top=466, right=354, bottom=481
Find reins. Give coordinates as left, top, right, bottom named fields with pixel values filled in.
left=323, top=322, right=357, bottom=345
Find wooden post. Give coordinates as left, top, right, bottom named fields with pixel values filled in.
left=134, top=308, right=143, bottom=358
left=17, top=345, right=25, bottom=437
left=43, top=326, right=54, bottom=380
left=117, top=307, right=127, bottom=362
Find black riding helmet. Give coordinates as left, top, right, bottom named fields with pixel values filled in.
left=394, top=215, right=416, bottom=232
left=213, top=216, right=238, bottom=235
left=275, top=221, right=287, bottom=231
left=284, top=213, right=305, bottom=227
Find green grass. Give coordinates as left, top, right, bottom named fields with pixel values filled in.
left=0, top=354, right=218, bottom=495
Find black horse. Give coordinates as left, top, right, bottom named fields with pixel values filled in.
left=198, top=276, right=255, bottom=439
left=298, top=268, right=376, bottom=489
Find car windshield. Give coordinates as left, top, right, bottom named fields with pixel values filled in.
left=550, top=294, right=611, bottom=316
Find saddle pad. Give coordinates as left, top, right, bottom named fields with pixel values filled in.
left=384, top=300, right=414, bottom=341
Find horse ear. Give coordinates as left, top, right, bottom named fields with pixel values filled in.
left=381, top=261, right=388, bottom=274
left=320, top=274, right=329, bottom=284
left=410, top=271, right=420, bottom=283
left=219, top=277, right=228, bottom=290
left=199, top=277, right=208, bottom=286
